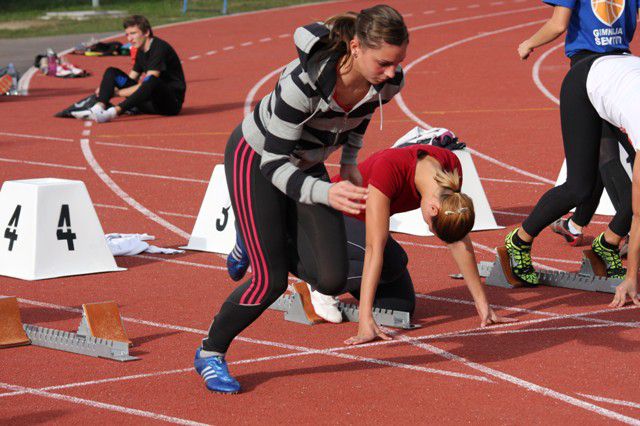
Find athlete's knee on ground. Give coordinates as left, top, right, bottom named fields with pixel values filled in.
left=313, top=265, right=348, bottom=296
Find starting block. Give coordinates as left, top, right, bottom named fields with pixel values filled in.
left=269, top=282, right=420, bottom=329
left=0, top=297, right=137, bottom=361
left=476, top=247, right=621, bottom=293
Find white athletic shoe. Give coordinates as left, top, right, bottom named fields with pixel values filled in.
left=308, top=284, right=342, bottom=324
left=92, top=106, right=117, bottom=123
left=71, top=102, right=104, bottom=120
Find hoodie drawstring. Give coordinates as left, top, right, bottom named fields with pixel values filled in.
left=378, top=93, right=384, bottom=131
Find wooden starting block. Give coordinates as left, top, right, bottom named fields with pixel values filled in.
left=0, top=297, right=30, bottom=348
left=481, top=246, right=621, bottom=293
left=78, top=301, right=132, bottom=346
left=0, top=298, right=137, bottom=361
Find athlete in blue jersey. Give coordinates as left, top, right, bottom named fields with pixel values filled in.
left=518, top=0, right=638, bottom=60
left=507, top=0, right=640, bottom=282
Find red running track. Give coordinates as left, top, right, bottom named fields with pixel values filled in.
left=1, top=0, right=640, bottom=424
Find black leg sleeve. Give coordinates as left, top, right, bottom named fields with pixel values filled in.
left=118, top=75, right=181, bottom=115
left=97, top=67, right=136, bottom=105
left=522, top=59, right=602, bottom=237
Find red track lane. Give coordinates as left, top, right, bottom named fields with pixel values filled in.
left=2, top=0, right=640, bottom=424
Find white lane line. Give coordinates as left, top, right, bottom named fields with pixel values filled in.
left=480, top=177, right=545, bottom=186
left=468, top=4, right=481, bottom=8
left=259, top=37, right=272, bottom=42
left=188, top=55, right=201, bottom=60
left=397, top=239, right=579, bottom=264
left=0, top=382, right=209, bottom=426
left=222, top=46, right=235, bottom=51
left=0, top=352, right=312, bottom=399
left=491, top=1, right=506, bottom=5
left=110, top=170, right=208, bottom=184
left=241, top=41, right=254, bottom=46
left=416, top=294, right=640, bottom=329
left=393, top=337, right=640, bottom=425
left=80, top=139, right=190, bottom=240
left=159, top=211, right=197, bottom=219
left=402, top=13, right=414, bottom=17
left=0, top=132, right=73, bottom=142
left=84, top=121, right=92, bottom=127
left=492, top=209, right=609, bottom=225
left=82, top=130, right=91, bottom=136
left=445, top=7, right=458, bottom=11
left=532, top=42, right=564, bottom=105
left=579, top=394, right=640, bottom=410
left=95, top=141, right=224, bottom=157
left=205, top=50, right=217, bottom=55
left=9, top=295, right=488, bottom=384
left=423, top=10, right=435, bottom=14
left=278, top=33, right=290, bottom=38
left=396, top=18, right=556, bottom=186
left=0, top=157, right=86, bottom=170
left=94, top=203, right=128, bottom=211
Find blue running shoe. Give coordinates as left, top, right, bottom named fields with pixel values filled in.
left=227, top=234, right=249, bottom=281
left=194, top=348, right=241, bottom=394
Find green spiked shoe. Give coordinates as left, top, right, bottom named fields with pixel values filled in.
left=504, top=228, right=539, bottom=285
left=591, top=233, right=626, bottom=279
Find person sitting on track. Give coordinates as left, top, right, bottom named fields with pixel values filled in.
left=503, top=52, right=640, bottom=307
left=194, top=5, right=408, bottom=394
left=228, top=140, right=516, bottom=342
left=513, top=0, right=638, bottom=269
left=73, top=15, right=186, bottom=123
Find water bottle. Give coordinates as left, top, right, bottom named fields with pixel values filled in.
left=46, top=48, right=57, bottom=77
left=7, top=63, right=18, bottom=95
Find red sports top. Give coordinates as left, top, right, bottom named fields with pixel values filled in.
left=332, top=144, right=462, bottom=222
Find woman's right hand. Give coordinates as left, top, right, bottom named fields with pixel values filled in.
left=610, top=277, right=640, bottom=307
left=328, top=180, right=368, bottom=215
left=517, top=41, right=533, bottom=60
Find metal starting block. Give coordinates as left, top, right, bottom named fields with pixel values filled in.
left=475, top=247, right=621, bottom=293
left=0, top=297, right=138, bottom=362
left=269, top=282, right=419, bottom=330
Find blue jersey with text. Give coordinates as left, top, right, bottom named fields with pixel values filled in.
left=544, top=0, right=638, bottom=57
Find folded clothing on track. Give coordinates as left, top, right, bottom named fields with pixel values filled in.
left=105, top=233, right=185, bottom=256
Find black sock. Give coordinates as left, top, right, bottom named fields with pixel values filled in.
left=512, top=230, right=530, bottom=248
left=600, top=234, right=619, bottom=251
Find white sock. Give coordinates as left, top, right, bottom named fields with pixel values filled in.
left=94, top=106, right=118, bottom=123
left=89, top=103, right=105, bottom=114
left=199, top=349, right=225, bottom=358
left=567, top=220, right=581, bottom=235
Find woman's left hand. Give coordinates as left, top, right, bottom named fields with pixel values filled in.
left=340, top=163, right=363, bottom=187
left=478, top=305, right=517, bottom=327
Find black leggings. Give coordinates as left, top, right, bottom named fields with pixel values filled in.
left=522, top=54, right=632, bottom=237
left=567, top=53, right=634, bottom=234
left=203, top=126, right=348, bottom=353
left=341, top=215, right=415, bottom=314
left=97, top=67, right=182, bottom=115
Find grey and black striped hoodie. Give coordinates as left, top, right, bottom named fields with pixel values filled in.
left=241, top=22, right=404, bottom=206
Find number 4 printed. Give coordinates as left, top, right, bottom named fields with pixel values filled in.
left=4, top=205, right=21, bottom=251
left=56, top=205, right=77, bottom=251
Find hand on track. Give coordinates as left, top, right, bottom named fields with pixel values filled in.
left=609, top=278, right=640, bottom=308
left=344, top=317, right=392, bottom=345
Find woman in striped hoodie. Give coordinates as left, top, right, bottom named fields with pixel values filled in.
left=194, top=5, right=409, bottom=394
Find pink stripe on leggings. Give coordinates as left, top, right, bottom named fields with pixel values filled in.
left=234, top=139, right=270, bottom=305
left=232, top=140, right=263, bottom=305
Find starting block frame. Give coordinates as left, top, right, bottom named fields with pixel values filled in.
left=478, top=247, right=621, bottom=293
left=269, top=283, right=420, bottom=330
left=0, top=297, right=138, bottom=362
